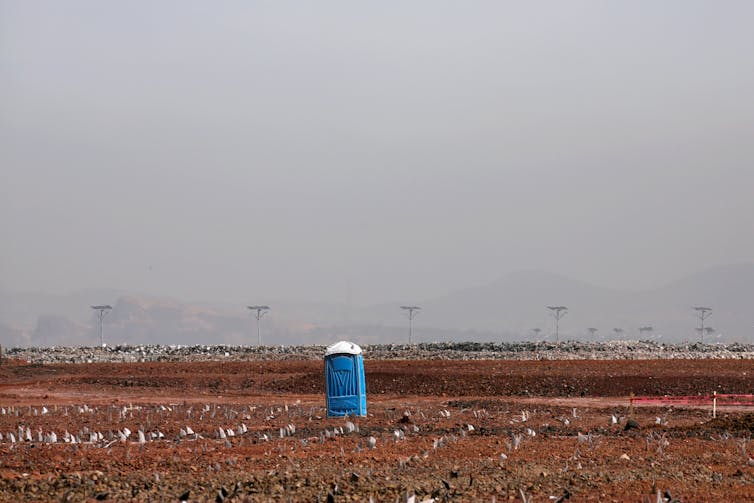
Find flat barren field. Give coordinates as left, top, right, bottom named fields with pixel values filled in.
left=1, top=358, right=753, bottom=502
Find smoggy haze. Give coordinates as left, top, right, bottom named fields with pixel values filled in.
left=2, top=1, right=754, bottom=307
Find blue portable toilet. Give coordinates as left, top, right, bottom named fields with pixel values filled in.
left=324, top=341, right=366, bottom=417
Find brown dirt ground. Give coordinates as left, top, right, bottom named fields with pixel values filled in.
left=1, top=359, right=753, bottom=502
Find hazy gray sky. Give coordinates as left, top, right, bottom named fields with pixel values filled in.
left=2, top=1, right=753, bottom=305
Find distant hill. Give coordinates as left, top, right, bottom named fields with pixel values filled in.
left=408, top=263, right=754, bottom=342
left=1, top=264, right=752, bottom=346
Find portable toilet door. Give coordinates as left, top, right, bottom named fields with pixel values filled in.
left=324, top=341, right=366, bottom=417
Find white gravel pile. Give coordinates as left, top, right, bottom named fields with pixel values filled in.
left=3, top=340, right=754, bottom=364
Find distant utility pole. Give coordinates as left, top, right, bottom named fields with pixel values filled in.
left=638, top=326, right=654, bottom=339
left=90, top=305, right=112, bottom=346
left=696, top=326, right=716, bottom=342
left=247, top=305, right=270, bottom=346
left=546, top=306, right=568, bottom=343
left=400, top=306, right=421, bottom=344
left=531, top=328, right=542, bottom=341
left=693, top=307, right=712, bottom=343
left=612, top=327, right=624, bottom=339
left=587, top=327, right=598, bottom=340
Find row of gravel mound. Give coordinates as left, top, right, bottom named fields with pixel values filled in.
left=4, top=340, right=754, bottom=364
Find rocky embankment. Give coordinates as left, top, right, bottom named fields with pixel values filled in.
left=3, top=340, right=754, bottom=364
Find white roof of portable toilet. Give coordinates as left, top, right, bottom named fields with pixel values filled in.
left=324, top=341, right=362, bottom=356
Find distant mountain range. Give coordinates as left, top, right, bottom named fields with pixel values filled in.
left=1, top=263, right=752, bottom=347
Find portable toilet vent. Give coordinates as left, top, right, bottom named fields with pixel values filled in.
left=324, top=341, right=366, bottom=417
